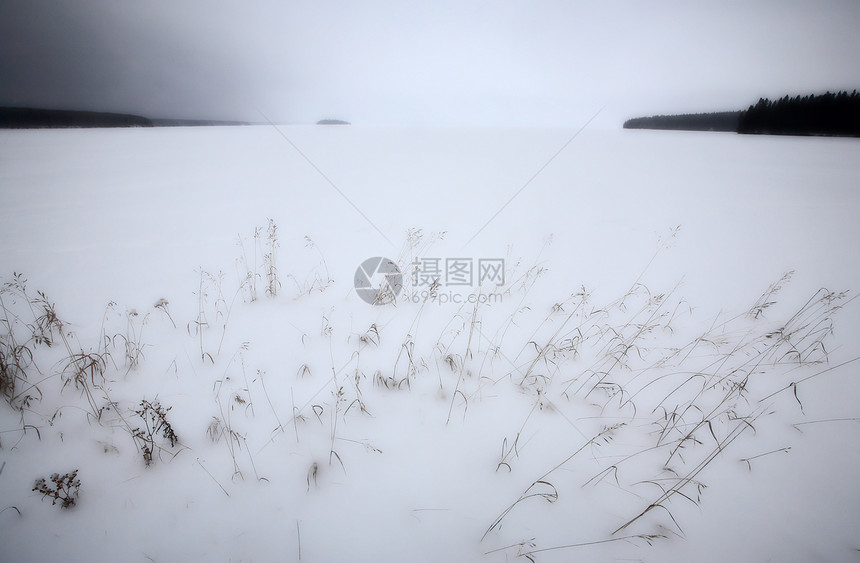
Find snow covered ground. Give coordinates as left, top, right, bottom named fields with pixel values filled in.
left=0, top=124, right=858, bottom=562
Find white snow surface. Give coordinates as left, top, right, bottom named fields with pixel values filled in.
left=0, top=125, right=858, bottom=562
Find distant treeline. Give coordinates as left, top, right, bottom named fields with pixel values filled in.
left=624, top=90, right=860, bottom=137
left=0, top=107, right=250, bottom=129
left=623, top=111, right=740, bottom=132
left=738, top=91, right=860, bottom=136
left=151, top=118, right=250, bottom=127
left=0, top=107, right=153, bottom=128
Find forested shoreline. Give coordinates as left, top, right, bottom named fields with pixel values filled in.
left=624, top=90, right=860, bottom=137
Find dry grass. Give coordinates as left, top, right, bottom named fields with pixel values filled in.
left=1, top=224, right=855, bottom=560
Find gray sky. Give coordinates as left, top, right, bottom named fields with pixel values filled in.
left=1, top=0, right=859, bottom=125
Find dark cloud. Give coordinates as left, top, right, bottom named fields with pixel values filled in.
left=1, top=1, right=859, bottom=124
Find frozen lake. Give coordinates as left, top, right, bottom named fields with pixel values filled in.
left=1, top=125, right=858, bottom=561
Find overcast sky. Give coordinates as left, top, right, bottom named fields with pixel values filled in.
left=1, top=0, right=859, bottom=125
